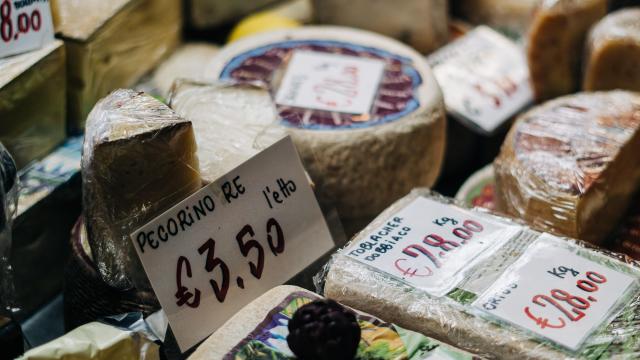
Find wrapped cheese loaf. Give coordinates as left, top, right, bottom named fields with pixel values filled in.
left=82, top=90, right=201, bottom=291
left=495, top=91, right=640, bottom=244
left=189, top=285, right=476, bottom=359
left=322, top=189, right=640, bottom=359
left=527, top=0, right=607, bottom=101
left=209, top=26, right=446, bottom=229
left=51, top=0, right=181, bottom=131
left=583, top=8, right=640, bottom=92
left=0, top=40, right=66, bottom=168
left=311, top=0, right=449, bottom=54
left=453, top=0, right=540, bottom=37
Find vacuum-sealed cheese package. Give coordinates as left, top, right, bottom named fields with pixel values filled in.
left=494, top=91, right=640, bottom=245
left=320, top=189, right=640, bottom=359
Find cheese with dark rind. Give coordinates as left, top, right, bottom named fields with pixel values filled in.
left=82, top=90, right=201, bottom=290
left=495, top=91, right=640, bottom=244
left=189, top=0, right=282, bottom=29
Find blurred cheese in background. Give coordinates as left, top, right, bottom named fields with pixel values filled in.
left=189, top=0, right=283, bottom=28
left=50, top=0, right=181, bottom=132
left=452, top=0, right=540, bottom=38
left=0, top=40, right=66, bottom=169
left=228, top=12, right=300, bottom=43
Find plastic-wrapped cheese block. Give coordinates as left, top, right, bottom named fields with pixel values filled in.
left=583, top=8, right=640, bottom=92
left=526, top=0, right=607, bottom=101
left=189, top=0, right=282, bottom=29
left=82, top=90, right=201, bottom=291
left=311, top=0, right=448, bottom=54
left=51, top=0, right=181, bottom=131
left=0, top=40, right=66, bottom=168
left=189, top=285, right=476, bottom=359
left=210, top=26, right=446, bottom=229
left=495, top=91, right=640, bottom=245
left=322, top=189, right=640, bottom=359
left=453, top=0, right=540, bottom=37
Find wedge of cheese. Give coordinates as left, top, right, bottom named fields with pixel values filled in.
left=526, top=0, right=607, bottom=101
left=453, top=0, right=540, bottom=37
left=209, top=26, right=446, bottom=229
left=495, top=91, right=640, bottom=245
left=583, top=8, right=640, bottom=92
left=0, top=41, right=66, bottom=168
left=82, top=90, right=201, bottom=291
left=51, top=0, right=181, bottom=131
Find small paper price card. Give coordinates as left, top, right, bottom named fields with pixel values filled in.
left=131, top=137, right=334, bottom=351
left=473, top=234, right=637, bottom=351
left=0, top=0, right=54, bottom=58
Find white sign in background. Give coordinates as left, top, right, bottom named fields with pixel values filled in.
left=346, top=197, right=521, bottom=297
left=474, top=234, right=636, bottom=351
left=131, top=137, right=334, bottom=351
left=0, top=0, right=54, bottom=59
left=275, top=50, right=385, bottom=115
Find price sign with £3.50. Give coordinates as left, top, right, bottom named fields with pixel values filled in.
left=0, top=0, right=54, bottom=59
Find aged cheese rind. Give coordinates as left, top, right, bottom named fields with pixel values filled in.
left=82, top=89, right=201, bottom=290
left=453, top=0, right=540, bottom=37
left=495, top=91, right=640, bottom=244
left=583, top=8, right=640, bottom=92
left=527, top=0, right=607, bottom=101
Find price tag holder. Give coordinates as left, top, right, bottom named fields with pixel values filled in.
left=131, top=137, right=334, bottom=351
left=345, top=197, right=521, bottom=297
left=427, top=26, right=532, bottom=135
left=473, top=234, right=638, bottom=351
left=0, top=0, right=54, bottom=59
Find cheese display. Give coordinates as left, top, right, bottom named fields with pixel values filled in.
left=526, top=0, right=607, bottom=101
left=311, top=0, right=448, bottom=54
left=51, top=0, right=181, bottom=131
left=495, top=91, right=640, bottom=245
left=82, top=90, right=201, bottom=291
left=0, top=40, right=66, bottom=169
left=209, top=26, right=446, bottom=228
left=452, top=0, right=540, bottom=37
left=0, top=142, right=17, bottom=314
left=583, top=8, right=640, bottom=92
left=189, top=0, right=282, bottom=29
left=189, top=285, right=476, bottom=359
left=322, top=189, right=640, bottom=358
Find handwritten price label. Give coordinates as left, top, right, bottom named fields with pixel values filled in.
left=474, top=234, right=637, bottom=351
left=131, top=137, right=334, bottom=351
left=346, top=197, right=521, bottom=297
left=275, top=50, right=385, bottom=114
left=0, top=0, right=54, bottom=59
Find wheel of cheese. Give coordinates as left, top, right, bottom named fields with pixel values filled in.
left=526, top=0, right=607, bottom=101
left=208, top=26, right=446, bottom=224
left=495, top=91, right=640, bottom=245
left=583, top=8, right=640, bottom=92
left=453, top=0, right=540, bottom=37
left=311, top=0, right=448, bottom=54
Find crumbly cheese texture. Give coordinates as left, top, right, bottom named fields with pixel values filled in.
left=527, top=0, right=607, bottom=101
left=453, top=0, right=541, bottom=37
left=495, top=91, right=640, bottom=244
left=583, top=8, right=640, bottom=92
left=82, top=89, right=201, bottom=291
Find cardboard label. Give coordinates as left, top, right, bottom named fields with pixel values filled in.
left=275, top=51, right=385, bottom=114
left=131, top=137, right=334, bottom=351
left=346, top=197, right=521, bottom=297
left=0, top=0, right=54, bottom=59
left=474, top=235, right=637, bottom=351
left=427, top=26, right=532, bottom=134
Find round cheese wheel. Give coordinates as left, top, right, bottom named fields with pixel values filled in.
left=208, top=26, right=446, bottom=223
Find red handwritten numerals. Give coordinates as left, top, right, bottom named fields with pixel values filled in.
left=395, top=219, right=484, bottom=277
left=1, top=0, right=42, bottom=43
left=174, top=218, right=285, bottom=307
left=525, top=271, right=607, bottom=329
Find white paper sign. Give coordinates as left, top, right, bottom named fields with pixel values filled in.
left=131, top=137, right=334, bottom=351
left=346, top=197, right=521, bottom=297
left=474, top=235, right=637, bottom=351
left=0, top=0, right=54, bottom=59
left=275, top=50, right=385, bottom=114
left=427, top=26, right=532, bottom=134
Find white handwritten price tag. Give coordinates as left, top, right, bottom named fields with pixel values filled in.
left=346, top=197, right=521, bottom=297
left=427, top=26, right=532, bottom=134
left=275, top=50, right=385, bottom=114
left=0, top=0, right=54, bottom=59
left=130, top=137, right=334, bottom=351
left=473, top=234, right=637, bottom=351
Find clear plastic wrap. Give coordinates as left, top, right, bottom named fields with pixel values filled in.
left=583, top=7, right=640, bottom=92
left=0, top=143, right=18, bottom=317
left=494, top=91, right=640, bottom=245
left=82, top=89, right=201, bottom=291
left=318, top=189, right=640, bottom=359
